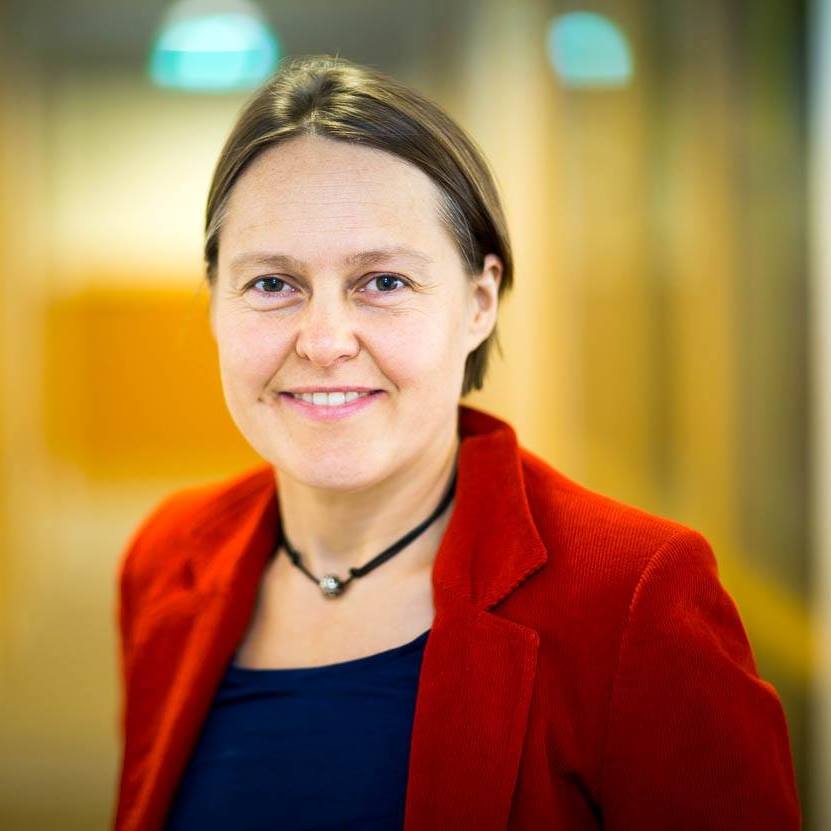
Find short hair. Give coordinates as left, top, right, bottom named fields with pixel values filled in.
left=204, top=54, right=513, bottom=396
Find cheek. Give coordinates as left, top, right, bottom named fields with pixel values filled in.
left=214, top=312, right=291, bottom=389
left=369, top=308, right=465, bottom=388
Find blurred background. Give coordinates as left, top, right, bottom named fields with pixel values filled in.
left=0, top=0, right=827, bottom=827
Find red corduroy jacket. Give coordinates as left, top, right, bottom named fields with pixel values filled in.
left=113, top=404, right=801, bottom=830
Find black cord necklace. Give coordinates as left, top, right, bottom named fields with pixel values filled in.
left=280, top=463, right=458, bottom=599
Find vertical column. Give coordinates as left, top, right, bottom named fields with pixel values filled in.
left=809, top=1, right=831, bottom=828
left=453, top=0, right=579, bottom=471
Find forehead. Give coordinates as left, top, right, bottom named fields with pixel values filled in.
left=219, top=135, right=448, bottom=259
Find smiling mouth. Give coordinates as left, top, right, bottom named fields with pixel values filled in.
left=281, top=390, right=380, bottom=407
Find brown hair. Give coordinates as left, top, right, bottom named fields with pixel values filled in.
left=204, top=54, right=513, bottom=396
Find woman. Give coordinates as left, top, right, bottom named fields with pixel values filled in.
left=113, top=55, right=800, bottom=830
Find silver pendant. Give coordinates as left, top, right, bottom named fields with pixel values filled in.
left=319, top=574, right=345, bottom=598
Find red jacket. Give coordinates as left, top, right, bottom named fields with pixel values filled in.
left=114, top=404, right=801, bottom=830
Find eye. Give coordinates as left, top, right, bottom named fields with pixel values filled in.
left=247, top=276, right=296, bottom=295
left=361, top=273, right=409, bottom=294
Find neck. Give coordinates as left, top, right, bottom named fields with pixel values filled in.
left=274, top=429, right=460, bottom=580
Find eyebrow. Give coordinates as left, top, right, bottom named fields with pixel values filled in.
left=229, top=245, right=434, bottom=276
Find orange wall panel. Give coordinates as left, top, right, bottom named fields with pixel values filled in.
left=43, top=286, right=260, bottom=480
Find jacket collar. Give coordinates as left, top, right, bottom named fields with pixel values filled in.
left=121, top=403, right=549, bottom=831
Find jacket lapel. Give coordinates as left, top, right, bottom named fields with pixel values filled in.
left=403, top=608, right=541, bottom=829
left=403, top=407, right=547, bottom=829
left=124, top=405, right=547, bottom=831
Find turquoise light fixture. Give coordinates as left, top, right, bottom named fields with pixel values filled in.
left=149, top=0, right=280, bottom=92
left=546, top=12, right=633, bottom=89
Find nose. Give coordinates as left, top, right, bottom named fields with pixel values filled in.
left=294, top=292, right=360, bottom=367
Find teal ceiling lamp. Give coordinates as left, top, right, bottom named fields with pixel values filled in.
left=546, top=12, right=633, bottom=89
left=149, top=0, right=280, bottom=92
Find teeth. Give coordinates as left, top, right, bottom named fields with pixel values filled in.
left=292, top=391, right=372, bottom=406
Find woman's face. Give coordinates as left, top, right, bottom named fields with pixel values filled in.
left=210, top=134, right=501, bottom=491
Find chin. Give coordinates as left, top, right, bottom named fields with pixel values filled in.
left=274, top=450, right=391, bottom=493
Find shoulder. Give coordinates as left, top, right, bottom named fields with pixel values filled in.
left=515, top=444, right=718, bottom=609
left=117, top=463, right=273, bottom=598
left=511, top=449, right=774, bottom=758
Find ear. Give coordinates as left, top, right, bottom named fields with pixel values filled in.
left=465, top=253, right=502, bottom=353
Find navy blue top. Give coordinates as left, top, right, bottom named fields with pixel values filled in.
left=164, top=628, right=431, bottom=831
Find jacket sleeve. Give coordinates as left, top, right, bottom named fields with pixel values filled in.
left=116, top=525, right=139, bottom=745
left=114, top=494, right=177, bottom=743
left=113, top=494, right=186, bottom=830
left=598, top=529, right=801, bottom=830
